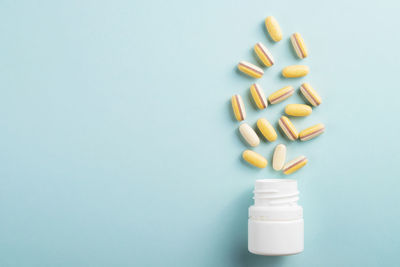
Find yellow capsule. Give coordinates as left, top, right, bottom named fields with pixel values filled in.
left=290, top=33, right=308, bottom=59
left=282, top=65, right=309, bottom=78
left=265, top=16, right=282, bottom=42
left=299, top=123, right=325, bottom=141
left=254, top=42, right=274, bottom=67
left=231, top=94, right=246, bottom=121
left=250, top=84, right=268, bottom=109
left=242, top=150, right=268, bottom=168
left=283, top=156, right=308, bottom=175
left=278, top=116, right=298, bottom=141
left=300, top=83, right=322, bottom=106
left=257, top=118, right=277, bottom=142
left=268, top=86, right=294, bottom=104
left=285, top=104, right=312, bottom=117
left=238, top=61, right=264, bottom=78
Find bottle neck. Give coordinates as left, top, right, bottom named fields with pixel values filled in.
left=253, top=179, right=299, bottom=208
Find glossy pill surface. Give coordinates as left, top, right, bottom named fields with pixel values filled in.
left=283, top=156, right=308, bottom=175
left=238, top=61, right=264, bottom=78
left=257, top=118, right=277, bottom=142
left=231, top=94, right=246, bottom=121
left=282, top=65, right=309, bottom=78
left=300, top=83, right=322, bottom=106
left=265, top=16, right=282, bottom=42
left=273, top=144, right=286, bottom=171
left=290, top=33, right=308, bottom=59
left=279, top=116, right=298, bottom=141
left=250, top=84, right=268, bottom=109
left=299, top=123, right=325, bottom=141
left=268, top=86, right=294, bottom=104
left=285, top=104, right=312, bottom=117
left=254, top=42, right=274, bottom=67
left=242, top=150, right=268, bottom=168
left=239, top=123, right=260, bottom=147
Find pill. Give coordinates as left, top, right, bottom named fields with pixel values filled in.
left=282, top=65, right=309, bottom=78
left=239, top=123, right=260, bottom=147
left=272, top=144, right=286, bottom=171
left=265, top=16, right=282, bottom=42
left=242, top=150, right=268, bottom=168
left=250, top=84, right=268, bottom=109
left=231, top=94, right=246, bottom=121
left=238, top=61, right=264, bottom=78
left=254, top=42, right=274, bottom=67
left=299, top=123, right=325, bottom=141
left=300, top=83, right=322, bottom=106
left=283, top=156, right=308, bottom=175
left=278, top=116, right=299, bottom=141
left=268, top=86, right=294, bottom=104
left=257, top=118, right=277, bottom=142
left=285, top=104, right=312, bottom=117
left=290, top=33, right=308, bottom=59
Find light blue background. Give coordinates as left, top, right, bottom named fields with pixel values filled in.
left=1, top=0, right=399, bottom=266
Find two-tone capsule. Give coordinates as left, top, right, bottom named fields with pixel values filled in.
left=250, top=84, right=268, bottom=109
left=282, top=65, right=309, bottom=78
left=254, top=42, right=274, bottom=67
left=278, top=116, right=298, bottom=141
left=265, top=16, right=282, bottom=42
left=268, top=86, right=294, bottom=104
left=239, top=123, right=260, bottom=147
left=285, top=104, right=312, bottom=117
left=283, top=156, right=308, bottom=175
left=257, top=118, right=277, bottom=142
left=242, top=150, right=268, bottom=168
left=231, top=94, right=246, bottom=121
left=300, top=83, right=322, bottom=106
left=299, top=123, right=325, bottom=141
left=290, top=33, right=308, bottom=59
left=272, top=144, right=286, bottom=171
left=238, top=61, right=264, bottom=78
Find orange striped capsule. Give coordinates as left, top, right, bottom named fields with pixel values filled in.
left=254, top=42, right=274, bottom=67
left=237, top=61, right=264, bottom=78
left=278, top=116, right=298, bottom=141
left=231, top=94, right=246, bottom=121
left=250, top=84, right=268, bottom=109
left=268, top=86, right=294, bottom=104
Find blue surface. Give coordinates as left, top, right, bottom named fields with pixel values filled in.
left=1, top=0, right=400, bottom=266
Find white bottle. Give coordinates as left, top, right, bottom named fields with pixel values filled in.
left=248, top=179, right=304, bottom=256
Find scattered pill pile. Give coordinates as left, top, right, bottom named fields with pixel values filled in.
left=231, top=16, right=325, bottom=175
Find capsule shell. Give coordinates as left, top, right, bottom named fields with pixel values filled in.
left=299, top=123, right=325, bottom=141
left=242, top=150, right=268, bottom=168
left=231, top=94, right=246, bottom=121
left=265, top=16, right=282, bottom=42
left=290, top=33, right=308, bottom=59
left=254, top=42, right=274, bottom=67
left=282, top=65, right=309, bottom=78
left=273, top=144, right=286, bottom=171
left=285, top=104, right=312, bottom=117
left=300, top=83, right=322, bottom=106
left=257, top=118, right=277, bottom=142
left=250, top=84, right=268, bottom=109
left=238, top=61, right=264, bottom=78
left=278, top=116, right=298, bottom=141
left=283, top=156, right=308, bottom=175
left=239, top=123, right=260, bottom=147
left=268, top=86, right=294, bottom=104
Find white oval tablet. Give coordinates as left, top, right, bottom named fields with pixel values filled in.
left=239, top=123, right=260, bottom=147
left=272, top=144, right=286, bottom=170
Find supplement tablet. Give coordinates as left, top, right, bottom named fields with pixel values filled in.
left=238, top=61, right=264, bottom=78
left=300, top=83, right=322, bottom=106
left=268, top=86, right=295, bottom=104
left=242, top=150, right=268, bottom=168
left=282, top=65, right=309, bottom=78
left=254, top=42, right=274, bottom=67
left=231, top=94, right=246, bottom=121
left=272, top=144, right=286, bottom=171
left=239, top=123, right=260, bottom=147
left=290, top=33, right=308, bottom=59
left=256, top=118, right=277, bottom=142
left=265, top=16, right=282, bottom=42
left=278, top=116, right=299, bottom=141
left=250, top=83, right=268, bottom=109
left=283, top=156, right=308, bottom=174
left=299, top=123, right=325, bottom=141
left=285, top=104, right=312, bottom=117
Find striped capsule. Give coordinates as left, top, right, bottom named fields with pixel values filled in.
left=300, top=83, right=322, bottom=106
left=250, top=84, right=268, bottom=109
left=268, top=86, right=294, bottom=104
left=231, top=94, right=246, bottom=121
left=238, top=61, right=264, bottom=78
left=242, top=150, right=268, bottom=168
left=283, top=156, right=308, bottom=175
left=299, top=123, right=325, bottom=141
left=257, top=118, right=277, bottom=142
left=254, top=42, right=274, bottom=67
left=279, top=116, right=298, bottom=141
left=273, top=144, right=286, bottom=171
left=285, top=104, right=312, bottom=117
left=282, top=65, right=309, bottom=78
left=265, top=16, right=282, bottom=42
left=290, top=33, right=308, bottom=59
left=239, top=123, right=260, bottom=147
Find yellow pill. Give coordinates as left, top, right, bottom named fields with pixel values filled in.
left=290, top=33, right=308, bottom=59
left=278, top=116, right=298, bottom=141
left=254, top=42, right=274, bottom=67
left=300, top=83, right=322, bottom=106
left=285, top=104, right=312, bottom=117
left=268, top=86, right=294, bottom=104
left=265, top=16, right=282, bottom=42
left=282, top=65, right=309, bottom=78
left=257, top=118, right=277, bottom=142
left=238, top=61, right=264, bottom=78
left=231, top=94, right=246, bottom=121
left=283, top=156, right=308, bottom=175
left=299, top=123, right=325, bottom=141
left=242, top=150, right=268, bottom=168
left=250, top=84, right=268, bottom=109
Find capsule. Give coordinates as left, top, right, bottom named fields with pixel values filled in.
left=242, top=150, right=268, bottom=168
left=254, top=42, right=274, bottom=67
left=278, top=116, right=298, bottom=141
left=285, top=104, right=312, bottom=117
left=239, top=123, right=260, bottom=147
left=265, top=16, right=282, bottom=42
left=273, top=144, right=286, bottom=171
left=257, top=118, right=277, bottom=142
left=231, top=94, right=246, bottom=121
left=282, top=65, right=309, bottom=78
left=238, top=61, right=264, bottom=78
left=290, top=33, right=308, bottom=59
left=299, top=123, right=325, bottom=141
left=250, top=84, right=268, bottom=109
left=268, top=86, right=294, bottom=104
left=300, top=83, right=322, bottom=106
left=283, top=156, right=308, bottom=175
